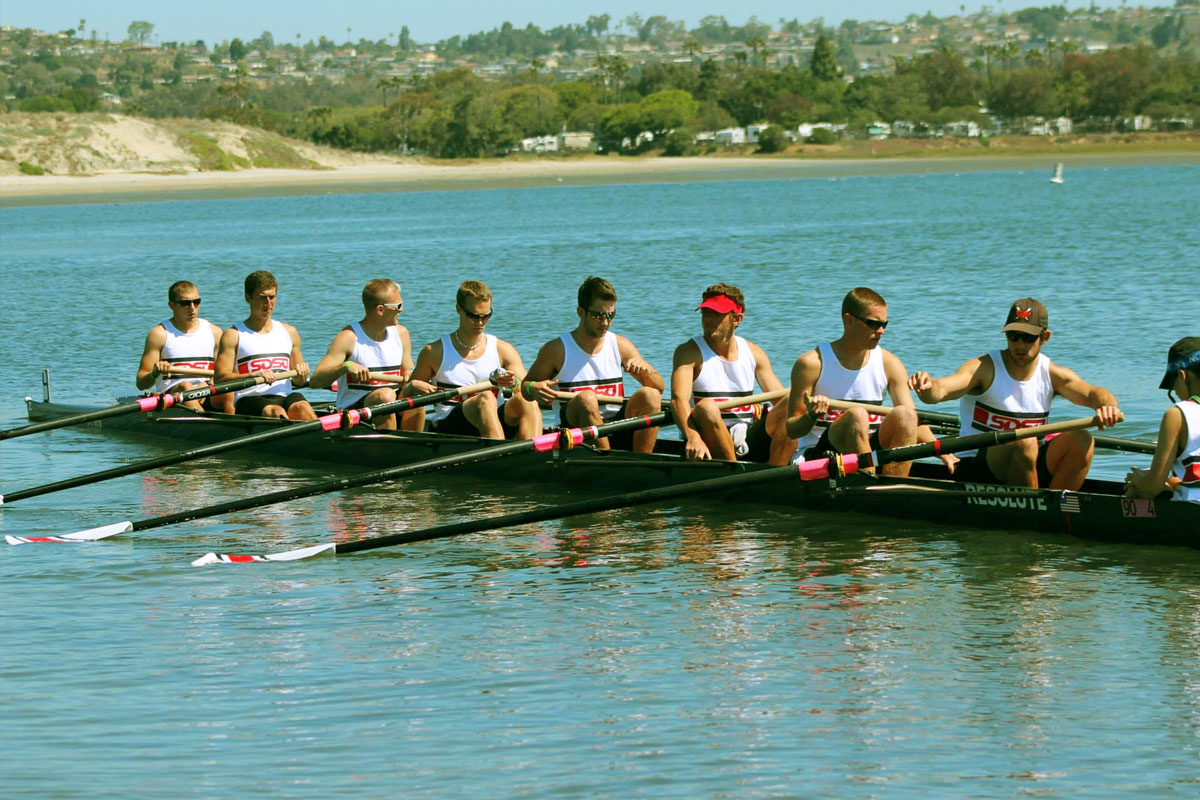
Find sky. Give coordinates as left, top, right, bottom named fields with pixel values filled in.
left=1, top=1, right=1103, bottom=45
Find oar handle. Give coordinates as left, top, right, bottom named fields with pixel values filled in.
left=164, top=367, right=215, bottom=377
left=712, top=388, right=788, bottom=409
left=549, top=390, right=628, bottom=406
left=366, top=372, right=407, bottom=385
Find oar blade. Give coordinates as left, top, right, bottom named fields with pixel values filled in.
left=6, top=520, right=134, bottom=545
left=191, top=542, right=336, bottom=566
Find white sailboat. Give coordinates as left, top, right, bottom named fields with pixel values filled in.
left=1050, top=162, right=1065, bottom=184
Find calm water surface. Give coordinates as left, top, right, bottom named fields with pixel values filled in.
left=1, top=165, right=1198, bottom=797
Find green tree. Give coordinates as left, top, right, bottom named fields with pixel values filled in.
left=638, top=89, right=699, bottom=141
left=502, top=84, right=562, bottom=136
left=229, top=38, right=247, bottom=61
left=127, top=20, right=154, bottom=45
left=810, top=34, right=840, bottom=81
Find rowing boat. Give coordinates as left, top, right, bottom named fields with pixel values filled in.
left=16, top=385, right=1200, bottom=550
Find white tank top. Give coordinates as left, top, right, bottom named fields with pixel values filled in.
left=428, top=333, right=501, bottom=424
left=692, top=335, right=758, bottom=427
left=794, top=341, right=889, bottom=454
left=232, top=320, right=293, bottom=401
left=1172, top=398, right=1200, bottom=504
left=554, top=332, right=625, bottom=422
left=336, top=322, right=407, bottom=409
left=154, top=318, right=217, bottom=393
left=957, top=350, right=1053, bottom=458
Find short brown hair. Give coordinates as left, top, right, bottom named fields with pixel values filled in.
left=702, top=283, right=745, bottom=313
left=841, top=287, right=886, bottom=317
left=362, top=278, right=399, bottom=311
left=244, top=270, right=277, bottom=297
left=456, top=280, right=491, bottom=308
left=578, top=276, right=617, bottom=309
left=168, top=281, right=197, bottom=302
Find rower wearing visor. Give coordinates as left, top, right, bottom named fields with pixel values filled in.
left=788, top=287, right=939, bottom=477
left=406, top=280, right=540, bottom=440
left=522, top=276, right=664, bottom=453
left=136, top=280, right=229, bottom=413
left=671, top=283, right=794, bottom=463
left=908, top=297, right=1122, bottom=489
left=215, top=270, right=316, bottom=421
left=1125, top=336, right=1200, bottom=503
left=309, top=279, right=415, bottom=431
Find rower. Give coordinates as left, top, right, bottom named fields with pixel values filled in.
left=406, top=280, right=540, bottom=440
left=671, top=283, right=793, bottom=463
left=1125, top=337, right=1200, bottom=503
left=521, top=276, right=664, bottom=453
left=908, top=297, right=1122, bottom=489
left=214, top=270, right=316, bottom=421
left=309, top=279, right=415, bottom=431
left=136, top=280, right=229, bottom=413
left=786, top=287, right=941, bottom=477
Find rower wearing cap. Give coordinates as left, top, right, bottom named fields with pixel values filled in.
left=406, top=280, right=540, bottom=440
left=671, top=283, right=794, bottom=463
left=522, top=276, right=664, bottom=453
left=136, top=280, right=230, bottom=413
left=309, top=279, right=415, bottom=431
left=786, top=287, right=935, bottom=477
left=908, top=297, right=1122, bottom=489
left=215, top=270, right=316, bottom=421
left=1125, top=336, right=1200, bottom=503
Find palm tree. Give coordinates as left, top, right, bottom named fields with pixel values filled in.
left=683, top=38, right=703, bottom=63
left=745, top=36, right=766, bottom=67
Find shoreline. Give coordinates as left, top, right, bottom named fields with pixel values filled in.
left=3, top=149, right=1199, bottom=207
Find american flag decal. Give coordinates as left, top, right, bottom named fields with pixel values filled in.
left=1060, top=493, right=1081, bottom=514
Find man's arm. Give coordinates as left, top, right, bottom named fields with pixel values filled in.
left=521, top=338, right=564, bottom=403
left=308, top=328, right=357, bottom=390
left=748, top=342, right=784, bottom=394
left=396, top=325, right=415, bottom=377
left=406, top=340, right=441, bottom=394
left=882, top=350, right=915, bottom=408
left=1125, top=406, right=1186, bottom=498
left=214, top=327, right=241, bottom=384
left=908, top=356, right=986, bottom=404
left=135, top=325, right=168, bottom=391
left=1050, top=363, right=1122, bottom=428
left=495, top=340, right=525, bottom=388
left=617, top=336, right=665, bottom=392
left=670, top=340, right=706, bottom=457
left=784, top=349, right=822, bottom=439
left=283, top=323, right=310, bottom=388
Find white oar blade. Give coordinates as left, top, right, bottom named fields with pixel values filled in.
left=7, top=521, right=134, bottom=545
left=191, top=542, right=336, bottom=566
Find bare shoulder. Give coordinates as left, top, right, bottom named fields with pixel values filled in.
left=793, top=346, right=821, bottom=371
left=145, top=323, right=168, bottom=346
left=672, top=338, right=701, bottom=363
left=879, top=347, right=908, bottom=374
left=281, top=321, right=302, bottom=341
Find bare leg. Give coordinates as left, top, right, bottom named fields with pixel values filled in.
left=987, top=439, right=1039, bottom=487
left=691, top=399, right=736, bottom=461
left=765, top=401, right=797, bottom=466
left=876, top=406, right=918, bottom=477
left=463, top=392, right=504, bottom=439
left=399, top=382, right=425, bottom=432
left=1045, top=430, right=1094, bottom=491
left=288, top=400, right=318, bottom=422
left=503, top=392, right=542, bottom=440
left=625, top=387, right=662, bottom=454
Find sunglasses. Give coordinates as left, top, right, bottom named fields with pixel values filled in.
left=849, top=311, right=888, bottom=331
left=1005, top=332, right=1040, bottom=344
left=173, top=298, right=202, bottom=307
left=379, top=301, right=403, bottom=311
left=459, top=305, right=493, bottom=323
left=587, top=309, right=617, bottom=321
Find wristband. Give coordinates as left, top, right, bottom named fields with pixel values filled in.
left=521, top=380, right=535, bottom=400
left=805, top=406, right=819, bottom=421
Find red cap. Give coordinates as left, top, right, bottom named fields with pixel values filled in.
left=696, top=294, right=743, bottom=314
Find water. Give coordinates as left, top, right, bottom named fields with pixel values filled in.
left=1, top=165, right=1198, bottom=797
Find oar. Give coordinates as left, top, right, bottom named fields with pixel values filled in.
left=6, top=391, right=783, bottom=545
left=191, top=413, right=1113, bottom=564
left=162, top=367, right=215, bottom=377
left=550, top=390, right=628, bottom=406
left=0, top=370, right=298, bottom=441
left=822, top=398, right=1155, bottom=456
left=0, top=378, right=496, bottom=505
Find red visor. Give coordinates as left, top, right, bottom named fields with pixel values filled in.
left=696, top=295, right=743, bottom=314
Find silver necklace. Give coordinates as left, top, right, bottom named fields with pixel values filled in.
left=452, top=330, right=482, bottom=353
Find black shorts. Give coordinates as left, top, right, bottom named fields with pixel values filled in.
left=430, top=402, right=520, bottom=438
left=802, top=427, right=881, bottom=462
left=737, top=414, right=773, bottom=463
left=557, top=408, right=642, bottom=451
left=953, top=441, right=1052, bottom=486
left=235, top=392, right=309, bottom=416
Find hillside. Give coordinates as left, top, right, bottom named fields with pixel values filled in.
left=0, top=113, right=399, bottom=177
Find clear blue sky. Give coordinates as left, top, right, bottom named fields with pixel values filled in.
left=2, top=1, right=1102, bottom=45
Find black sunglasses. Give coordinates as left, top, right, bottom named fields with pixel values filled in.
left=849, top=311, right=887, bottom=331
left=459, top=305, right=493, bottom=323
left=587, top=309, right=617, bottom=321
left=1005, top=332, right=1040, bottom=344
left=173, top=298, right=202, bottom=307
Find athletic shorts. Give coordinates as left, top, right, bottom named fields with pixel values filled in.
left=430, top=402, right=520, bottom=438
left=802, top=427, right=882, bottom=462
left=235, top=392, right=309, bottom=416
left=953, top=440, right=1052, bottom=486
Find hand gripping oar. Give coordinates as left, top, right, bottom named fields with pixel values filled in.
left=190, top=413, right=1110, bottom=564
left=0, top=370, right=298, bottom=441
left=6, top=390, right=783, bottom=546
left=0, top=378, right=497, bottom=506
left=822, top=398, right=1155, bottom=456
